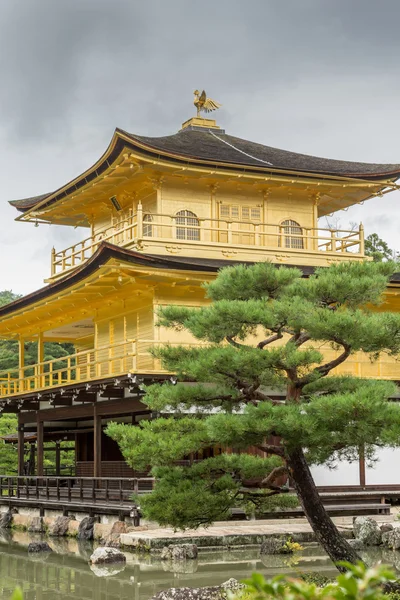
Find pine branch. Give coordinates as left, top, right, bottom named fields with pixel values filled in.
left=257, top=332, right=283, bottom=349
left=260, top=465, right=288, bottom=487
left=226, top=336, right=247, bottom=349
left=301, top=343, right=351, bottom=385
left=256, top=444, right=285, bottom=457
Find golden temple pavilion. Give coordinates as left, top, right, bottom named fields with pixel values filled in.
left=1, top=97, right=399, bottom=500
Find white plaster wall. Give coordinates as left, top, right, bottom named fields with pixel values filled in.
left=310, top=462, right=359, bottom=486
left=365, top=447, right=400, bottom=485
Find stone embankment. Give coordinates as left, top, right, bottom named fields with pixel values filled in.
left=0, top=509, right=145, bottom=544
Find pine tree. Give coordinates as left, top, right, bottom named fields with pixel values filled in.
left=107, top=261, right=400, bottom=569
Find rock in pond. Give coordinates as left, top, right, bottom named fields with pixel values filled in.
left=28, top=542, right=52, bottom=553
left=90, top=546, right=126, bottom=565
left=382, top=528, right=400, bottom=550
left=77, top=516, right=97, bottom=540
left=90, top=564, right=126, bottom=577
left=353, top=516, right=382, bottom=546
left=380, top=523, right=394, bottom=533
left=160, top=544, right=198, bottom=560
left=348, top=539, right=365, bottom=550
left=151, top=578, right=244, bottom=600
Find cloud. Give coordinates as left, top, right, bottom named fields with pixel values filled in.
left=1, top=0, right=400, bottom=293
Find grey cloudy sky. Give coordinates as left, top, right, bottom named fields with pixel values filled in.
left=1, top=0, right=400, bottom=294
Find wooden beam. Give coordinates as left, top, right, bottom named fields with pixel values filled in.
left=17, top=416, right=24, bottom=476
left=37, top=417, right=44, bottom=477
left=93, top=405, right=101, bottom=478
left=55, top=441, right=61, bottom=476
left=20, top=396, right=148, bottom=423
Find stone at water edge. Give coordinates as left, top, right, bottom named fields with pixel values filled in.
left=150, top=579, right=244, bottom=600
left=0, top=509, right=17, bottom=529
left=27, top=516, right=44, bottom=533
left=101, top=520, right=129, bottom=548
left=77, top=516, right=97, bottom=540
left=348, top=539, right=365, bottom=550
left=48, top=516, right=74, bottom=537
left=382, top=528, right=400, bottom=550
left=380, top=523, right=394, bottom=533
left=161, top=544, right=198, bottom=560
left=221, top=579, right=246, bottom=593
left=353, top=516, right=382, bottom=546
left=90, top=546, right=127, bottom=565
left=28, top=542, right=52, bottom=553
left=260, top=537, right=285, bottom=555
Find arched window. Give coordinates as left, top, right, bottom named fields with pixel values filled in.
left=143, top=214, right=153, bottom=237
left=280, top=219, right=304, bottom=249
left=175, top=210, right=200, bottom=241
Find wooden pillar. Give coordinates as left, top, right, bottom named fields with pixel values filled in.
left=17, top=416, right=25, bottom=476
left=93, top=405, right=102, bottom=478
left=55, top=441, right=61, bottom=476
left=37, top=332, right=44, bottom=388
left=359, top=445, right=366, bottom=488
left=37, top=417, right=44, bottom=477
left=18, top=337, right=25, bottom=392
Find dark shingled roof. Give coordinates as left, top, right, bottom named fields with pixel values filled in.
left=126, top=128, right=400, bottom=178
left=9, top=127, right=400, bottom=213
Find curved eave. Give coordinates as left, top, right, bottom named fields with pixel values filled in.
left=0, top=242, right=220, bottom=320
left=10, top=128, right=400, bottom=218
left=0, top=242, right=398, bottom=322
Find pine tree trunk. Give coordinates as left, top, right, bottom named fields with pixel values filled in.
left=287, top=446, right=362, bottom=570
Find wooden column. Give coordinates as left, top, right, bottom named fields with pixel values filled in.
left=37, top=333, right=44, bottom=388
left=359, top=445, right=366, bottom=488
left=37, top=417, right=44, bottom=477
left=18, top=338, right=25, bottom=392
left=55, top=441, right=61, bottom=476
left=93, top=405, right=102, bottom=478
left=17, top=416, right=25, bottom=476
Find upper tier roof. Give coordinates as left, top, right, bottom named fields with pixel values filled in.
left=10, top=125, right=400, bottom=213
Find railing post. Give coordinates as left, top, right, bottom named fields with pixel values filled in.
left=51, top=247, right=56, bottom=277
left=137, top=202, right=143, bottom=239
left=254, top=224, right=260, bottom=246
left=227, top=222, right=233, bottom=245
left=359, top=223, right=365, bottom=255
left=330, top=230, right=336, bottom=252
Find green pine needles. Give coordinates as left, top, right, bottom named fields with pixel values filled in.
left=107, top=261, right=400, bottom=557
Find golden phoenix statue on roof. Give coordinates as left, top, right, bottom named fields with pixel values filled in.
left=193, top=90, right=221, bottom=117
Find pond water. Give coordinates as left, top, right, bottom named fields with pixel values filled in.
left=0, top=531, right=398, bottom=600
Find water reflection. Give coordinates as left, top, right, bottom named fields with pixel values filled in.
left=0, top=532, right=397, bottom=600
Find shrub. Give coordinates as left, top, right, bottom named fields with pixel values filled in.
left=238, top=562, right=395, bottom=600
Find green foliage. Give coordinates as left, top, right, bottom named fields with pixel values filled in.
left=107, top=261, right=400, bottom=531
left=365, top=234, right=397, bottom=263
left=240, top=562, right=395, bottom=600
left=10, top=588, right=23, bottom=600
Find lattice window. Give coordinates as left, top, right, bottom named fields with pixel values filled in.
left=220, top=205, right=261, bottom=221
left=280, top=219, right=304, bottom=249
left=143, top=214, right=153, bottom=237
left=175, top=210, right=200, bottom=241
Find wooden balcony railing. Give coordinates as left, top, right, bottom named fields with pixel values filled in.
left=0, top=476, right=155, bottom=514
left=51, top=205, right=365, bottom=277
left=0, top=339, right=166, bottom=398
